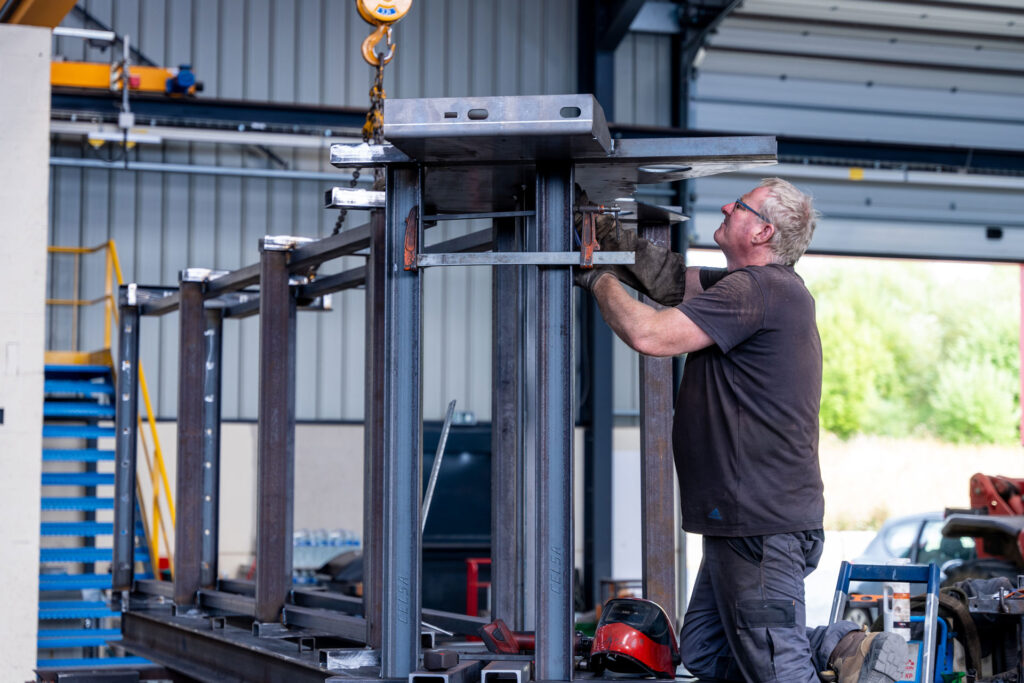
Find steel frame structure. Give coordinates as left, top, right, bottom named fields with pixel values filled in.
left=111, top=94, right=775, bottom=682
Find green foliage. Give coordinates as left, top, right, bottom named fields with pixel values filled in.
left=802, top=259, right=1020, bottom=444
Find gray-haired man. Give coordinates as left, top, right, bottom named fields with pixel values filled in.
left=578, top=178, right=907, bottom=682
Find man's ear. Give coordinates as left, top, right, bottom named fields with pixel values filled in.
left=752, top=222, right=775, bottom=246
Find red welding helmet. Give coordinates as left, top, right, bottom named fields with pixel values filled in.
left=590, top=598, right=681, bottom=679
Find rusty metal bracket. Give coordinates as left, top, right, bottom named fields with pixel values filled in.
left=403, top=205, right=419, bottom=271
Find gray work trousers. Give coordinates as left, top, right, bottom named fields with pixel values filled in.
left=680, top=532, right=859, bottom=682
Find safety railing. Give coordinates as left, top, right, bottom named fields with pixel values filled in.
left=47, top=240, right=176, bottom=579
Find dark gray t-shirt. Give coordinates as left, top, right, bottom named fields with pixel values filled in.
left=674, top=264, right=824, bottom=536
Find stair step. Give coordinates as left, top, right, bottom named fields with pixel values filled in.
left=44, top=402, right=116, bottom=419
left=38, top=600, right=118, bottom=620
left=37, top=656, right=152, bottom=669
left=41, top=547, right=149, bottom=564
left=41, top=497, right=113, bottom=511
left=39, top=573, right=113, bottom=591
left=37, top=628, right=122, bottom=649
left=44, top=380, right=114, bottom=396
left=41, top=522, right=113, bottom=537
left=43, top=424, right=116, bottom=439
left=42, top=472, right=115, bottom=487
left=43, top=448, right=115, bottom=462
left=44, top=364, right=112, bottom=379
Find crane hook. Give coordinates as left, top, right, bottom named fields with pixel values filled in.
left=361, top=24, right=395, bottom=67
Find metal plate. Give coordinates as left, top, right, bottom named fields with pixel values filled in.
left=383, top=95, right=611, bottom=162
left=417, top=136, right=777, bottom=213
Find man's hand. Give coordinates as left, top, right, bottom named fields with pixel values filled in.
left=574, top=265, right=616, bottom=293
left=595, top=213, right=636, bottom=252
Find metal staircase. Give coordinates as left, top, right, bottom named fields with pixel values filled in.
left=38, top=241, right=175, bottom=676
left=37, top=356, right=152, bottom=672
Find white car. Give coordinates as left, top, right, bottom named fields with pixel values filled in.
left=843, top=511, right=976, bottom=626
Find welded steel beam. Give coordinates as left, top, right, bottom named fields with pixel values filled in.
left=112, top=289, right=141, bottom=591
left=174, top=275, right=206, bottom=607
left=533, top=162, right=575, bottom=681
left=363, top=209, right=386, bottom=649
left=254, top=237, right=300, bottom=624
left=204, top=263, right=261, bottom=299
left=201, top=306, right=223, bottom=588
left=380, top=166, right=423, bottom=677
left=120, top=611, right=333, bottom=683
left=297, top=266, right=366, bottom=299
left=288, top=223, right=372, bottom=273
left=491, top=216, right=523, bottom=628
left=638, top=223, right=678, bottom=628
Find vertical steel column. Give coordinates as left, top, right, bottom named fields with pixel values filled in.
left=363, top=208, right=387, bottom=648
left=491, top=216, right=523, bottom=627
left=201, top=306, right=223, bottom=588
left=381, top=166, right=423, bottom=677
left=638, top=222, right=678, bottom=628
left=534, top=162, right=575, bottom=681
left=255, top=239, right=298, bottom=624
left=521, top=204, right=539, bottom=630
left=112, top=287, right=140, bottom=591
left=175, top=275, right=206, bottom=607
left=582, top=296, right=614, bottom=611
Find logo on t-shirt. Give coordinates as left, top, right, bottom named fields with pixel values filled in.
left=707, top=507, right=723, bottom=521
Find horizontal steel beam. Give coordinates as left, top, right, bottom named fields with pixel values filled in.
left=416, top=252, right=635, bottom=267
left=288, top=224, right=372, bottom=272
left=120, top=611, right=332, bottom=683
left=422, top=228, right=494, bottom=254
left=197, top=588, right=256, bottom=616
left=53, top=89, right=365, bottom=136
left=282, top=605, right=367, bottom=642
left=206, top=263, right=261, bottom=298
left=298, top=266, right=367, bottom=299
left=288, top=590, right=490, bottom=636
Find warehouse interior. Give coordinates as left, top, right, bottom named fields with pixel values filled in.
left=1, top=0, right=1023, bottom=681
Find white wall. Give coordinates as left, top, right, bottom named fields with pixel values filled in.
left=0, top=23, right=51, bottom=683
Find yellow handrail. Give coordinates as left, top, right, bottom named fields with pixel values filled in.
left=46, top=240, right=175, bottom=579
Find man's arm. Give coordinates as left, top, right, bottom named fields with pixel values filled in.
left=591, top=273, right=714, bottom=357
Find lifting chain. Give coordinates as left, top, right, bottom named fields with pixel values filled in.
left=333, top=1, right=410, bottom=236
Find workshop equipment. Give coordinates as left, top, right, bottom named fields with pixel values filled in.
left=589, top=598, right=681, bottom=680
left=831, top=562, right=941, bottom=682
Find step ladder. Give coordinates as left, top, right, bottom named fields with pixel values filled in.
left=829, top=561, right=940, bottom=683
left=38, top=359, right=153, bottom=673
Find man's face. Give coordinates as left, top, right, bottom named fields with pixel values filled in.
left=714, top=186, right=771, bottom=256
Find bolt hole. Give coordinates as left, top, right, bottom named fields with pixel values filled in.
left=467, top=108, right=489, bottom=120
left=560, top=106, right=582, bottom=118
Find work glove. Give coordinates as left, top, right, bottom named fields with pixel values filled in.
left=574, top=265, right=617, bottom=293
left=575, top=186, right=730, bottom=306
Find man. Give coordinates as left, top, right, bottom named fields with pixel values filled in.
left=577, top=178, right=907, bottom=683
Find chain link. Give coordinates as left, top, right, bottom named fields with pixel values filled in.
left=333, top=60, right=386, bottom=237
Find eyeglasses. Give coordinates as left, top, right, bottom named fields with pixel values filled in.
left=733, top=198, right=770, bottom=223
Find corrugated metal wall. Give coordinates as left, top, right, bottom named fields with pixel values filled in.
left=49, top=0, right=577, bottom=421
left=48, top=1, right=1024, bottom=421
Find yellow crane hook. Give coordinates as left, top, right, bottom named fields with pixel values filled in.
left=356, top=0, right=412, bottom=67
left=362, top=24, right=394, bottom=67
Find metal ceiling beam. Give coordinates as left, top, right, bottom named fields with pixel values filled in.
left=597, top=0, right=648, bottom=51
left=731, top=12, right=1024, bottom=45
left=854, top=0, right=1024, bottom=16
left=709, top=45, right=1024, bottom=78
